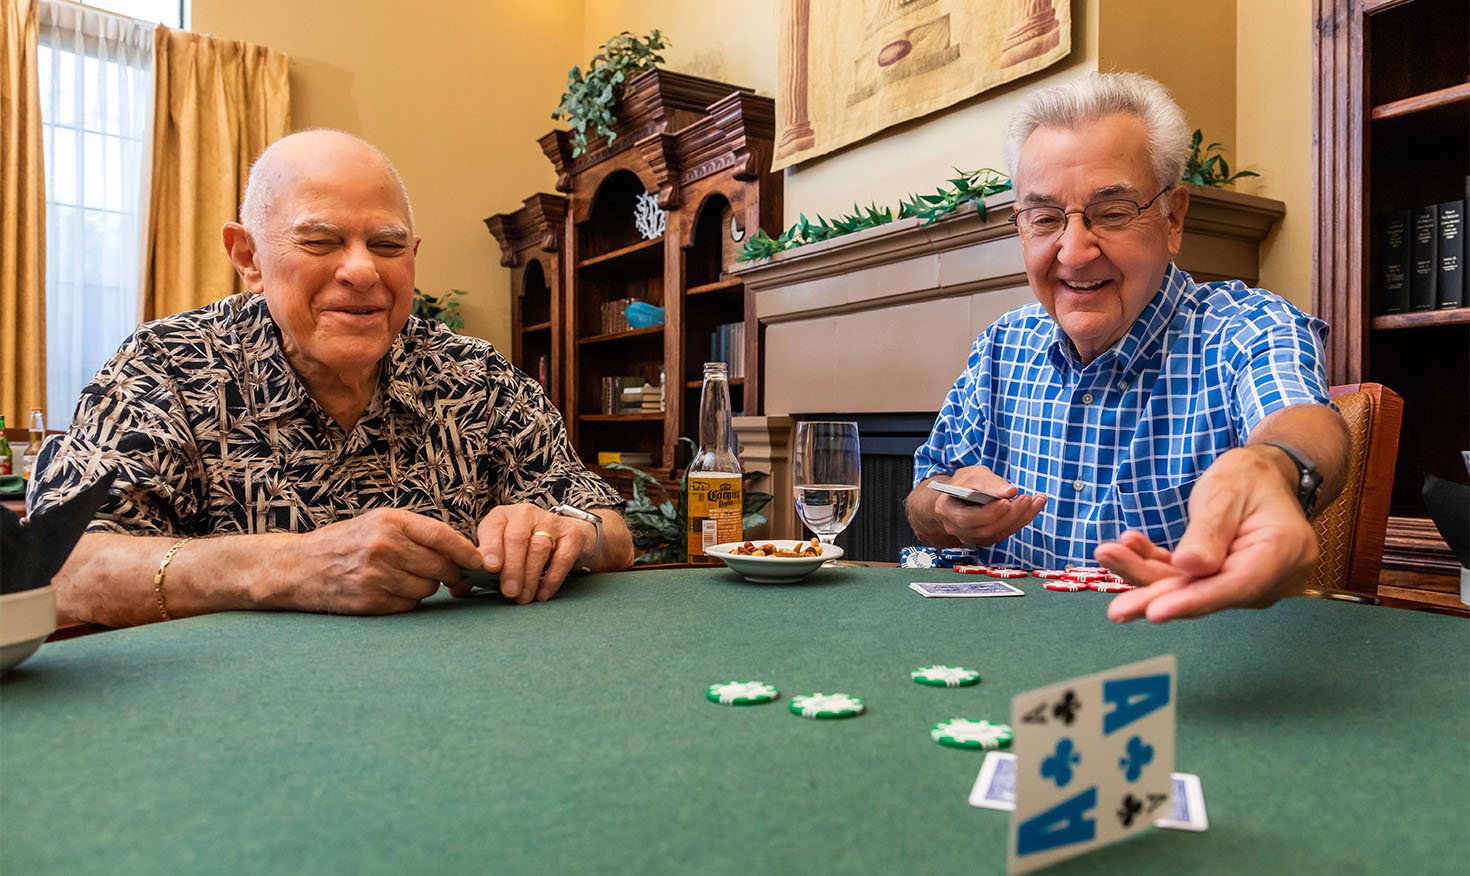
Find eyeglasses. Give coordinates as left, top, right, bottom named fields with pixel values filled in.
left=1008, top=186, right=1174, bottom=240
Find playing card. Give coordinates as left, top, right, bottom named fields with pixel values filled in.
left=1007, top=655, right=1176, bottom=874
left=971, top=753, right=1206, bottom=833
left=1152, top=772, right=1208, bottom=832
left=908, top=580, right=1025, bottom=598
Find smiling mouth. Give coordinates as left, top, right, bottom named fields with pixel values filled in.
left=1060, top=279, right=1111, bottom=292
left=334, top=307, right=383, bottom=316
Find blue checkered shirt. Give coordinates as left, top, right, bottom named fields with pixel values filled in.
left=913, top=263, right=1331, bottom=568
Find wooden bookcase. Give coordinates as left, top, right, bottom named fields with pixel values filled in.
left=536, top=68, right=782, bottom=480
left=485, top=193, right=568, bottom=413
left=1314, top=0, right=1469, bottom=598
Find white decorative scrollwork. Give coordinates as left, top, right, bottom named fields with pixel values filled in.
left=633, top=191, right=666, bottom=240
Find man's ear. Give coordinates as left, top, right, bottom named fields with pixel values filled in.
left=1165, top=185, right=1190, bottom=256
left=222, top=223, right=264, bottom=293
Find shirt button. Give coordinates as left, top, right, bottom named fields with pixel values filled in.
left=1073, top=479, right=1085, bottom=492
left=1119, top=381, right=1129, bottom=391
left=1081, top=392, right=1094, bottom=404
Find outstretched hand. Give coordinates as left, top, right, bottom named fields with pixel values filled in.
left=1098, top=447, right=1320, bottom=623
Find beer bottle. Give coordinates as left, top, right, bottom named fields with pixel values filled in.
left=685, top=362, right=742, bottom=563
left=21, top=408, right=44, bottom=482
left=0, top=415, right=11, bottom=476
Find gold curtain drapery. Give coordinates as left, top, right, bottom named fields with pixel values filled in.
left=0, top=0, right=46, bottom=427
left=143, top=27, right=289, bottom=321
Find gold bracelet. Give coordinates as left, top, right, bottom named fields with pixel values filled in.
left=153, top=537, right=192, bottom=621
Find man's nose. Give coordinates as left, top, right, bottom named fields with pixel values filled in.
left=336, top=241, right=381, bottom=287
left=1054, top=214, right=1101, bottom=267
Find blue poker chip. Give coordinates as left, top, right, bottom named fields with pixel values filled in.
left=900, top=546, right=941, bottom=568
left=938, top=547, right=981, bottom=567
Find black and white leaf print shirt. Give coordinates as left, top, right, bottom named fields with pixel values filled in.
left=28, top=292, right=622, bottom=537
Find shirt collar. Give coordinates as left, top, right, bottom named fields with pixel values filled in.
left=239, top=294, right=432, bottom=424
left=1044, top=261, right=1189, bottom=378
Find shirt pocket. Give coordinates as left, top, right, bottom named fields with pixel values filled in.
left=1114, top=477, right=1199, bottom=549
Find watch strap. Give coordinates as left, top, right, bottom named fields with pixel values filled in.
left=551, top=504, right=604, bottom=570
left=1261, top=441, right=1324, bottom=520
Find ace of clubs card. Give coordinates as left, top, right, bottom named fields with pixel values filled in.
left=1006, top=654, right=1177, bottom=874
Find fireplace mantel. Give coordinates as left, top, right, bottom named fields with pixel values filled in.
left=729, top=185, right=1285, bottom=541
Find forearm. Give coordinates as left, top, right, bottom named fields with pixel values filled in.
left=1244, top=403, right=1351, bottom=514
left=54, top=531, right=299, bottom=627
left=590, top=510, right=635, bottom=572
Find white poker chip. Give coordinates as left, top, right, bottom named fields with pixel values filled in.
left=789, top=692, right=865, bottom=719
left=911, top=665, right=982, bottom=688
left=931, top=719, right=1014, bottom=751
left=706, top=681, right=779, bottom=705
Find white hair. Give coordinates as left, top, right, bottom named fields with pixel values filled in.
left=1004, top=72, right=1191, bottom=212
left=239, top=129, right=415, bottom=231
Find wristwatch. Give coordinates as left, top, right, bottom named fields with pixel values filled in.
left=1261, top=442, right=1323, bottom=521
left=551, top=504, right=604, bottom=569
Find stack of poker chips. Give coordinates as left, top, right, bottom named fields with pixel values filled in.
left=899, top=546, right=982, bottom=569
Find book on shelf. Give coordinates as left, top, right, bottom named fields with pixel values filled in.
left=534, top=354, right=550, bottom=390
left=601, top=376, right=649, bottom=414
left=1380, top=210, right=1410, bottom=315
left=1436, top=199, right=1464, bottom=310
left=639, top=383, right=663, bottom=412
left=597, top=451, right=653, bottom=466
left=709, top=321, right=745, bottom=379
left=1409, top=204, right=1438, bottom=312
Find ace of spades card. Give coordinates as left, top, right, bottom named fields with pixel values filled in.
left=1006, top=655, right=1177, bottom=874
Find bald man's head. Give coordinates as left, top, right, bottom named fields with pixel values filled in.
left=239, top=130, right=414, bottom=233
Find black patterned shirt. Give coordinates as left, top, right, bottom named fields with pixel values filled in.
left=28, top=292, right=621, bottom=536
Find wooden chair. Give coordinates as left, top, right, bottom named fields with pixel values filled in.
left=1304, top=383, right=1403, bottom=597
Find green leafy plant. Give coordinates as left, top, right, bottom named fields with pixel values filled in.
left=412, top=288, right=467, bottom=332
left=605, top=438, right=773, bottom=564
left=1182, top=129, right=1259, bottom=188
left=738, top=168, right=1012, bottom=262
left=552, top=30, right=669, bottom=158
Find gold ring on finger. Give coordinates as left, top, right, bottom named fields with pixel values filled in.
left=532, top=529, right=556, bottom=545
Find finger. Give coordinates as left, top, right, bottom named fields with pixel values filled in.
left=1105, top=575, right=1195, bottom=623
left=498, top=522, right=533, bottom=601
left=477, top=513, right=508, bottom=572
left=396, top=512, right=484, bottom=571
left=984, top=494, right=1047, bottom=542
left=1094, top=541, right=1177, bottom=585
left=535, top=534, right=581, bottom=602
left=516, top=527, right=558, bottom=604
left=1117, top=530, right=1172, bottom=563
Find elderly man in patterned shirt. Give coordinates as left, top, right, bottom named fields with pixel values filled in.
left=904, top=73, right=1350, bottom=624
left=30, top=130, right=634, bottom=627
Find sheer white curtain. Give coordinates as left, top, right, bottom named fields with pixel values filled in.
left=37, top=0, right=153, bottom=429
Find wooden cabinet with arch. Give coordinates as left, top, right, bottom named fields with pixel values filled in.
left=536, top=68, right=782, bottom=477
left=485, top=193, right=568, bottom=414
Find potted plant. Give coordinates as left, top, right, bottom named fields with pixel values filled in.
left=551, top=30, right=669, bottom=158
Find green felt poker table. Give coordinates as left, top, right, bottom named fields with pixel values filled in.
left=2, top=566, right=1467, bottom=875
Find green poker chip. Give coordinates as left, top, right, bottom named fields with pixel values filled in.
left=931, top=719, right=1013, bottom=751
left=706, top=681, right=779, bottom=705
left=911, top=665, right=982, bottom=688
left=789, top=692, right=865, bottom=719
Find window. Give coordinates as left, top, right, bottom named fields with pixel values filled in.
left=37, top=1, right=160, bottom=428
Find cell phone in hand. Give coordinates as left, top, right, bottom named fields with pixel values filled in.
left=928, top=480, right=1003, bottom=506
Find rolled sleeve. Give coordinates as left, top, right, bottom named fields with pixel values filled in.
left=1227, top=303, right=1334, bottom=438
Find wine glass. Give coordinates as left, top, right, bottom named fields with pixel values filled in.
left=792, top=421, right=861, bottom=566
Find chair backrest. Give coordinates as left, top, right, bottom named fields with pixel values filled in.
left=1306, top=383, right=1403, bottom=595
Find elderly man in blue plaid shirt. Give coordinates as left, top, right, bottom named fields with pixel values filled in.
left=906, top=73, right=1350, bottom=624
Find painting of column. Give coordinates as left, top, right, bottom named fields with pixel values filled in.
left=773, top=0, right=1070, bottom=170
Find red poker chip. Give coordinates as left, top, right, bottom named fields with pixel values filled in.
left=1033, top=569, right=1068, bottom=579
left=952, top=564, right=991, bottom=575
left=1060, top=572, right=1107, bottom=584
left=985, top=568, right=1030, bottom=579
left=1065, top=565, right=1110, bottom=575
left=1043, top=581, right=1089, bottom=592
left=1089, top=582, right=1135, bottom=593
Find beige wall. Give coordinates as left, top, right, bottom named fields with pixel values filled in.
left=190, top=0, right=585, bottom=348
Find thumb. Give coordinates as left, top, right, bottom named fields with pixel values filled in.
left=1170, top=481, right=1243, bottom=576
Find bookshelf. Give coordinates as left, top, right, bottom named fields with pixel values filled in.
left=1314, top=0, right=1469, bottom=589
left=484, top=194, right=568, bottom=413
left=536, top=68, right=782, bottom=480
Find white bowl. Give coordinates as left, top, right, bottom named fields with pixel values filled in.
left=705, top=540, right=845, bottom=584
left=0, top=585, right=57, bottom=673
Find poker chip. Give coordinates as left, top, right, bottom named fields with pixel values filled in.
left=1043, top=580, right=1088, bottom=592
left=911, top=665, right=982, bottom=688
left=984, top=568, right=1029, bottom=579
left=951, top=564, right=991, bottom=575
left=1089, top=581, right=1135, bottom=593
left=938, top=547, right=981, bottom=567
left=1065, top=565, right=1110, bottom=575
left=1032, top=569, right=1068, bottom=579
left=930, top=719, right=1014, bottom=751
left=1061, top=571, right=1107, bottom=584
left=789, top=692, right=865, bottom=719
left=706, top=681, right=779, bottom=705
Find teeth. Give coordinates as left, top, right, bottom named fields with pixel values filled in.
left=1066, top=280, right=1105, bottom=290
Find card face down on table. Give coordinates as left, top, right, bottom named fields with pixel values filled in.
left=909, top=581, right=1025, bottom=598
left=1007, top=655, right=1177, bottom=874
